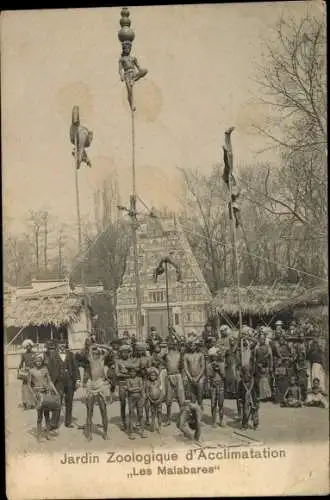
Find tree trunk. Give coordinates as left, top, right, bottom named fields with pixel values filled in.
left=44, top=216, right=48, bottom=272
left=35, top=227, right=40, bottom=278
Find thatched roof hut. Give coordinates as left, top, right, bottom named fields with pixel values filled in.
left=208, top=284, right=310, bottom=318
left=5, top=294, right=85, bottom=329
left=279, top=285, right=328, bottom=312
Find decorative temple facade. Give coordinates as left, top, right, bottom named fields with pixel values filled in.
left=116, top=212, right=212, bottom=339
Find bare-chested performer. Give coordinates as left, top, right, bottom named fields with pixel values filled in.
left=126, top=364, right=147, bottom=440
left=80, top=345, right=111, bottom=441
left=134, top=342, right=152, bottom=426
left=145, top=367, right=165, bottom=433
left=114, top=344, right=132, bottom=431
left=118, top=41, right=148, bottom=112
left=183, top=338, right=206, bottom=409
left=177, top=399, right=202, bottom=442
left=27, top=353, right=59, bottom=442
left=164, top=337, right=185, bottom=426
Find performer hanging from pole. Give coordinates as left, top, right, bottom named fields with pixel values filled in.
left=70, top=105, right=93, bottom=169
left=222, top=126, right=243, bottom=363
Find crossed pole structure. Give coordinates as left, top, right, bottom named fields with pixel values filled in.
left=117, top=7, right=148, bottom=340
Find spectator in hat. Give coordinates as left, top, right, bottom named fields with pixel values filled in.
left=275, top=320, right=285, bottom=338
left=18, top=340, right=35, bottom=410
left=44, top=340, right=80, bottom=430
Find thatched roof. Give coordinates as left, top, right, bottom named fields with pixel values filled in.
left=281, top=286, right=328, bottom=310
left=4, top=294, right=85, bottom=328
left=208, top=284, right=327, bottom=317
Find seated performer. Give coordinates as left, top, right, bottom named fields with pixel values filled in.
left=82, top=345, right=110, bottom=441
left=27, top=353, right=59, bottom=442
left=145, top=367, right=165, bottom=432
left=304, top=378, right=329, bottom=409
left=127, top=365, right=147, bottom=440
left=237, top=367, right=260, bottom=430
left=281, top=376, right=303, bottom=407
left=177, top=399, right=202, bottom=442
left=207, top=347, right=226, bottom=427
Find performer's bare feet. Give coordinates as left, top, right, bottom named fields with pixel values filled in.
left=128, top=433, right=135, bottom=440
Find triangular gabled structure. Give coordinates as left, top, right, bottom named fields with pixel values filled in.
left=116, top=212, right=212, bottom=339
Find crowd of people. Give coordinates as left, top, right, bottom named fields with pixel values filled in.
left=17, top=319, right=328, bottom=443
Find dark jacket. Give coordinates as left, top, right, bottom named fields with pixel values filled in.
left=45, top=350, right=80, bottom=385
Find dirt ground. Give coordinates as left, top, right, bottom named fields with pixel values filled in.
left=5, top=375, right=329, bottom=456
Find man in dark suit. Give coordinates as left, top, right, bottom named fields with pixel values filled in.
left=45, top=340, right=81, bottom=429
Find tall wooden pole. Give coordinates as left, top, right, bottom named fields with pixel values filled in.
left=130, top=90, right=143, bottom=340
left=165, top=260, right=171, bottom=330
left=225, top=128, right=243, bottom=333
left=228, top=175, right=243, bottom=332
left=73, top=120, right=90, bottom=336
left=74, top=133, right=82, bottom=251
left=118, top=7, right=148, bottom=341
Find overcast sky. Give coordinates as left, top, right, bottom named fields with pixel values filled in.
left=1, top=2, right=319, bottom=233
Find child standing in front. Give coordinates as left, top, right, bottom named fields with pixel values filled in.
left=145, top=367, right=165, bottom=433
left=237, top=367, right=260, bottom=430
left=127, top=365, right=147, bottom=440
left=27, top=353, right=59, bottom=442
